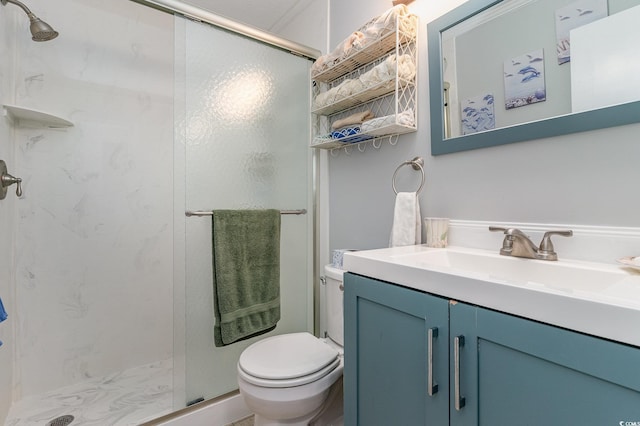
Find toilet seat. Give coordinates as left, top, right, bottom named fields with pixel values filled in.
left=239, top=357, right=340, bottom=388
left=238, top=332, right=339, bottom=388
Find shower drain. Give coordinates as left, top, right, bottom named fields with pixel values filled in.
left=47, top=415, right=75, bottom=426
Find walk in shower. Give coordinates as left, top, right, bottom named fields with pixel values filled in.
left=2, top=0, right=316, bottom=424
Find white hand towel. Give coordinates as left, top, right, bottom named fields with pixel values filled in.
left=389, top=192, right=421, bottom=247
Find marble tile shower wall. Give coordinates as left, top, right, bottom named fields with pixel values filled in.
left=0, top=4, right=16, bottom=421
left=10, top=0, right=174, bottom=401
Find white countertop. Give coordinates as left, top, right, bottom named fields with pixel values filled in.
left=343, top=245, right=640, bottom=347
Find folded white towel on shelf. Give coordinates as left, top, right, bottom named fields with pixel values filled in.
left=313, top=86, right=340, bottom=109
left=359, top=54, right=416, bottom=88
left=313, top=77, right=364, bottom=109
left=312, top=54, right=415, bottom=110
left=336, top=78, right=365, bottom=99
left=332, top=110, right=374, bottom=130
left=361, top=108, right=415, bottom=135
left=389, top=192, right=421, bottom=247
left=395, top=54, right=417, bottom=81
left=310, top=6, right=416, bottom=79
left=311, top=31, right=366, bottom=77
left=313, top=53, right=416, bottom=110
left=364, top=5, right=413, bottom=39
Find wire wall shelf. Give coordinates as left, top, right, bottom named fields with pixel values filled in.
left=310, top=8, right=418, bottom=154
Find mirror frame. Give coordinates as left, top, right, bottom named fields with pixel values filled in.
left=428, top=0, right=640, bottom=155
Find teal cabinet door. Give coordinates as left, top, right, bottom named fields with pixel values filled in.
left=344, top=273, right=449, bottom=426
left=450, top=302, right=640, bottom=426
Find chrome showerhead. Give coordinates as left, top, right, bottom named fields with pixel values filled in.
left=1, top=0, right=58, bottom=42
left=27, top=13, right=58, bottom=41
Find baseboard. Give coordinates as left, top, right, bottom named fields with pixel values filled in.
left=141, top=390, right=250, bottom=426
left=449, top=219, right=640, bottom=264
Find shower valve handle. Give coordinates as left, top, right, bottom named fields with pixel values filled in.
left=0, top=160, right=23, bottom=199
left=2, top=173, right=22, bottom=197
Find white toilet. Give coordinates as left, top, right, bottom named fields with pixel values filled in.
left=237, top=265, right=344, bottom=426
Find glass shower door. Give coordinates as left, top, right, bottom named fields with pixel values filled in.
left=174, top=16, right=313, bottom=403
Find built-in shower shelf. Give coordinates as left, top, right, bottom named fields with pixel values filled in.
left=2, top=104, right=74, bottom=128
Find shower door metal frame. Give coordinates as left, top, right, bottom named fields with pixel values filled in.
left=131, top=0, right=321, bottom=60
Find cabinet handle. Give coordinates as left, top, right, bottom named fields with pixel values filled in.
left=454, top=335, right=466, bottom=411
left=427, top=327, right=439, bottom=396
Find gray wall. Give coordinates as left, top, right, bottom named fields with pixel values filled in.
left=327, top=0, right=640, bottom=252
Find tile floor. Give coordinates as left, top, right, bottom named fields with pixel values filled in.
left=5, top=359, right=173, bottom=426
left=227, top=415, right=255, bottom=426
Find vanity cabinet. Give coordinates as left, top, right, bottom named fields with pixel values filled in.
left=343, top=273, right=449, bottom=425
left=451, top=301, right=640, bottom=425
left=344, top=273, right=640, bottom=425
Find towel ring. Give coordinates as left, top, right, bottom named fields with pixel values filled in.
left=392, top=157, right=425, bottom=195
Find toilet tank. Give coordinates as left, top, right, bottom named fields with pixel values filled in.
left=324, top=264, right=344, bottom=346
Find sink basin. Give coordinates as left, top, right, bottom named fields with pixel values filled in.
left=390, top=247, right=629, bottom=294
left=343, top=244, right=640, bottom=348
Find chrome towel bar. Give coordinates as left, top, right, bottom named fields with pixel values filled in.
left=185, top=209, right=307, bottom=217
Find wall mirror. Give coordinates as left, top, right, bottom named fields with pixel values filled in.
left=428, top=0, right=640, bottom=155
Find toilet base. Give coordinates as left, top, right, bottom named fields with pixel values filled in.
left=251, top=377, right=344, bottom=426
left=253, top=405, right=323, bottom=426
left=309, top=376, right=343, bottom=426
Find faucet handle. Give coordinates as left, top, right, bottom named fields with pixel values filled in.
left=538, top=230, right=573, bottom=261
left=489, top=226, right=508, bottom=233
left=489, top=226, right=513, bottom=255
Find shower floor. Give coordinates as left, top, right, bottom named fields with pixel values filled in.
left=5, top=358, right=173, bottom=426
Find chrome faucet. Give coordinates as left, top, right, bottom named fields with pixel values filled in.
left=489, top=227, right=573, bottom=261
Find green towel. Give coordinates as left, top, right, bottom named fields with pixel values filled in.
left=212, top=209, right=281, bottom=347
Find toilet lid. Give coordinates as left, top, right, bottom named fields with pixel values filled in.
left=239, top=332, right=338, bottom=380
